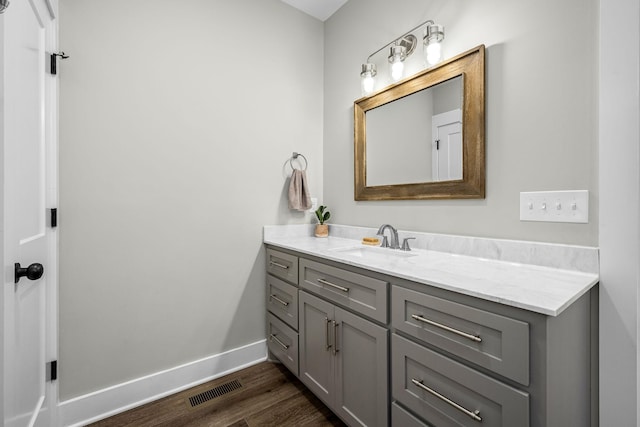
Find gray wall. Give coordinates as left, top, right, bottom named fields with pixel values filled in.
left=324, top=0, right=598, bottom=246
left=58, top=0, right=323, bottom=400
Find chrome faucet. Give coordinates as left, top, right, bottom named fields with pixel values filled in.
left=377, top=224, right=400, bottom=249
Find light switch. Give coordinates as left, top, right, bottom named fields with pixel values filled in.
left=520, top=190, right=589, bottom=223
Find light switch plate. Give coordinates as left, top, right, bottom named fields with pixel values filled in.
left=520, top=190, right=589, bottom=223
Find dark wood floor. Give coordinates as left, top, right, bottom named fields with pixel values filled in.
left=88, top=362, right=346, bottom=427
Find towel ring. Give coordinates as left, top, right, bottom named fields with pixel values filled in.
left=289, top=152, right=308, bottom=171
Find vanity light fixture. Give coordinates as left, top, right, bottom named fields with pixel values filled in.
left=359, top=19, right=444, bottom=96
left=0, top=0, right=9, bottom=14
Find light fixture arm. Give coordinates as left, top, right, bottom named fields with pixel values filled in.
left=365, top=19, right=435, bottom=62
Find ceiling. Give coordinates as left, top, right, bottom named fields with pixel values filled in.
left=280, top=0, right=348, bottom=21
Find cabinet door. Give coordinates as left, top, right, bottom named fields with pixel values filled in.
left=334, top=307, right=389, bottom=427
left=299, top=291, right=335, bottom=406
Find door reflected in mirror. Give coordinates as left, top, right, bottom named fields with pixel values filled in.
left=366, top=76, right=463, bottom=186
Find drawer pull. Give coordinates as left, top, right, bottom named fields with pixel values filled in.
left=318, top=278, right=349, bottom=293
left=269, top=294, right=289, bottom=307
left=411, top=378, right=482, bottom=422
left=411, top=314, right=482, bottom=343
left=269, top=334, right=290, bottom=350
left=325, top=317, right=332, bottom=350
left=269, top=261, right=289, bottom=270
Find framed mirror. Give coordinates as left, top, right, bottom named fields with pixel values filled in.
left=354, top=45, right=485, bottom=200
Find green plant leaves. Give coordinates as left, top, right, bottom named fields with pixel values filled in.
left=314, top=205, right=330, bottom=225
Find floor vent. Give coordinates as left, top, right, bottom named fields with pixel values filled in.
left=188, top=380, right=242, bottom=407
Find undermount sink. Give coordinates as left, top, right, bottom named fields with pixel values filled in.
left=330, top=245, right=419, bottom=260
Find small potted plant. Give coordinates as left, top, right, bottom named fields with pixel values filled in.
left=314, top=205, right=331, bottom=237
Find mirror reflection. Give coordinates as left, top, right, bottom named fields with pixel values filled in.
left=366, top=76, right=463, bottom=186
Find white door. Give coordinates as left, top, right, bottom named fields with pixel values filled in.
left=2, top=0, right=58, bottom=426
left=432, top=109, right=463, bottom=181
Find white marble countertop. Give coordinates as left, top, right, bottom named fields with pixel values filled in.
left=263, top=225, right=599, bottom=317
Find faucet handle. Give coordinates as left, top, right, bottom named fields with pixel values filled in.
left=378, top=235, right=390, bottom=248
left=401, top=237, right=416, bottom=251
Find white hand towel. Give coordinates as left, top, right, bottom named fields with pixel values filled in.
left=288, top=169, right=312, bottom=211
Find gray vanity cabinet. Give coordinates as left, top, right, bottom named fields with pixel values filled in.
left=390, top=281, right=597, bottom=427
left=299, top=290, right=389, bottom=427
left=266, top=249, right=300, bottom=377
left=265, top=244, right=597, bottom=427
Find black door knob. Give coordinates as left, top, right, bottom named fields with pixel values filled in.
left=14, top=262, right=44, bottom=284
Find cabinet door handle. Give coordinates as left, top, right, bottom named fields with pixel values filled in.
left=317, top=278, right=349, bottom=293
left=269, top=261, right=289, bottom=270
left=269, top=294, right=289, bottom=307
left=325, top=317, right=332, bottom=351
left=332, top=321, right=340, bottom=356
left=411, top=378, right=482, bottom=422
left=411, top=314, right=482, bottom=343
left=269, top=334, right=289, bottom=350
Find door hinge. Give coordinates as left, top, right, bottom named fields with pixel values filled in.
left=46, top=360, right=57, bottom=382
left=50, top=208, right=57, bottom=228
left=50, top=52, right=69, bottom=75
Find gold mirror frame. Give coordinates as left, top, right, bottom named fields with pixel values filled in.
left=354, top=45, right=485, bottom=200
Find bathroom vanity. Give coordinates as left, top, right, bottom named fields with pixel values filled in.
left=264, top=224, right=599, bottom=427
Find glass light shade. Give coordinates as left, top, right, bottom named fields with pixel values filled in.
left=361, top=74, right=375, bottom=95
left=388, top=45, right=406, bottom=82
left=424, top=24, right=444, bottom=66
left=360, top=63, right=377, bottom=96
left=425, top=41, right=442, bottom=65
left=390, top=59, right=404, bottom=81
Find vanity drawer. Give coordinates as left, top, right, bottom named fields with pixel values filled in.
left=392, top=334, right=529, bottom=427
left=299, top=258, right=388, bottom=323
left=267, top=275, right=298, bottom=330
left=267, top=312, right=299, bottom=376
left=392, top=402, right=431, bottom=427
left=266, top=248, right=298, bottom=285
left=392, top=286, right=529, bottom=385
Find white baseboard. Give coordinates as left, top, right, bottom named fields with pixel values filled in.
left=58, top=339, right=267, bottom=427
